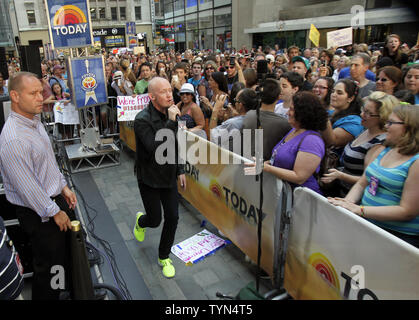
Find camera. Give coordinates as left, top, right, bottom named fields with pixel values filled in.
left=230, top=56, right=235, bottom=66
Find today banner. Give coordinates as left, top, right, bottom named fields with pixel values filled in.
left=284, top=187, right=419, bottom=300
left=178, top=131, right=284, bottom=278
left=45, top=0, right=93, bottom=49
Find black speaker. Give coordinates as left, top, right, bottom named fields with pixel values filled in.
left=0, top=47, right=8, bottom=80
left=18, top=45, right=42, bottom=78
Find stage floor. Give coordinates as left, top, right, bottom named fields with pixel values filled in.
left=66, top=147, right=272, bottom=300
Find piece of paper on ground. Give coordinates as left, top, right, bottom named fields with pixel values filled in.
left=171, top=229, right=230, bottom=265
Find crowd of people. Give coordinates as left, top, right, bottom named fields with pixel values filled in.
left=1, top=34, right=419, bottom=297
left=3, top=34, right=419, bottom=248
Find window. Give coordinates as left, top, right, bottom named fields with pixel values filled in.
left=154, top=0, right=163, bottom=16
left=26, top=10, right=36, bottom=24
left=185, top=0, right=198, bottom=13
left=199, top=10, right=213, bottom=29
left=90, top=8, right=97, bottom=20
left=135, top=6, right=142, bottom=20
left=199, top=0, right=212, bottom=11
left=111, top=7, right=117, bottom=20
left=186, top=13, right=198, bottom=31
left=164, top=0, right=174, bottom=19
left=214, top=6, right=231, bottom=27
left=99, top=7, right=106, bottom=19
left=120, top=7, right=126, bottom=20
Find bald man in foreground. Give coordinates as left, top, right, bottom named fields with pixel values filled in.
left=133, top=77, right=186, bottom=278
left=0, top=72, right=77, bottom=299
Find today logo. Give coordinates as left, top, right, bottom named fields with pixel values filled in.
left=51, top=5, right=88, bottom=36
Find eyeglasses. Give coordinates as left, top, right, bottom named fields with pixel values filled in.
left=361, top=106, right=380, bottom=118
left=377, top=78, right=388, bottom=82
left=385, top=120, right=405, bottom=126
left=313, top=85, right=328, bottom=90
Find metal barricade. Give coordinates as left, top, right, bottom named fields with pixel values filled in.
left=42, top=98, right=121, bottom=173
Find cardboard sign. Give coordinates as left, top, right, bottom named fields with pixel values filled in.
left=171, top=229, right=230, bottom=265
left=117, top=94, right=150, bottom=121
left=327, top=27, right=353, bottom=49
left=45, top=0, right=93, bottom=49
left=309, top=24, right=320, bottom=47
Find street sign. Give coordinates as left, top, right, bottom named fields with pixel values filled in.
left=44, top=0, right=93, bottom=49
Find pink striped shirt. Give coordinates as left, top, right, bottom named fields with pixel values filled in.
left=0, top=111, right=67, bottom=222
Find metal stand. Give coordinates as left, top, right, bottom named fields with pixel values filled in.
left=63, top=48, right=120, bottom=173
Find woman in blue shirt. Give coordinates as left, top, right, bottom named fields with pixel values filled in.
left=322, top=79, right=364, bottom=155
left=329, top=104, right=419, bottom=248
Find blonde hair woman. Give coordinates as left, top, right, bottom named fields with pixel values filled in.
left=321, top=91, right=399, bottom=196
left=329, top=104, right=419, bottom=248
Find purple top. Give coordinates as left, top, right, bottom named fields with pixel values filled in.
left=270, top=129, right=325, bottom=194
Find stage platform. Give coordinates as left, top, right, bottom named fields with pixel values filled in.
left=2, top=146, right=273, bottom=300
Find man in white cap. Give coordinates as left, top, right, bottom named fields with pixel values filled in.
left=266, top=54, right=275, bottom=73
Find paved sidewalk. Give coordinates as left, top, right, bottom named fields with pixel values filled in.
left=88, top=147, right=273, bottom=300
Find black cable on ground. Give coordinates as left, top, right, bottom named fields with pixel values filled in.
left=55, top=146, right=132, bottom=300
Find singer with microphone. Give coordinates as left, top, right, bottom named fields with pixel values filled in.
left=132, top=77, right=186, bottom=279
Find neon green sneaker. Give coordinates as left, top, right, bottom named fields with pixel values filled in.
left=133, top=212, right=146, bottom=242
left=158, top=258, right=175, bottom=278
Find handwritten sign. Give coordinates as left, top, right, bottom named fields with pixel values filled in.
left=117, top=94, right=150, bottom=122
left=171, top=229, right=230, bottom=265
left=53, top=101, right=80, bottom=124
left=309, top=24, right=320, bottom=47
left=327, top=27, right=353, bottom=49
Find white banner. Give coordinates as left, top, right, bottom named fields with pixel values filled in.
left=284, top=187, right=419, bottom=300
left=179, top=131, right=283, bottom=278
left=117, top=94, right=150, bottom=122
left=53, top=101, right=80, bottom=125
left=327, top=27, right=353, bottom=49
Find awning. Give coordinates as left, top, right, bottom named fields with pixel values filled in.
left=244, top=7, right=418, bottom=34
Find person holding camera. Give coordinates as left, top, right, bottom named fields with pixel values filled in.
left=210, top=88, right=258, bottom=151
left=171, top=62, right=188, bottom=104
left=226, top=56, right=245, bottom=93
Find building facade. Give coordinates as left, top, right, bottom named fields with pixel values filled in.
left=234, top=0, right=419, bottom=51
left=10, top=0, right=153, bottom=52
left=159, top=0, right=232, bottom=52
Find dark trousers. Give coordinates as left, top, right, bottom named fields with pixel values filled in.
left=138, top=183, right=179, bottom=260
left=14, top=195, right=75, bottom=300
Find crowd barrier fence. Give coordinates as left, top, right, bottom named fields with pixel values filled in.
left=179, top=130, right=419, bottom=300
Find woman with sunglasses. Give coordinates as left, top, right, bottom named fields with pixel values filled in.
left=177, top=83, right=205, bottom=133
left=321, top=92, right=399, bottom=196
left=198, top=60, right=217, bottom=101
left=329, top=104, right=419, bottom=248
left=375, top=66, right=402, bottom=95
